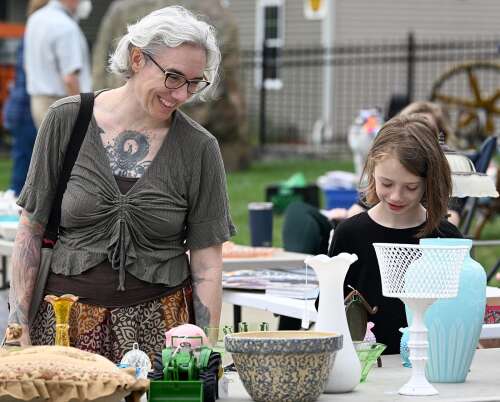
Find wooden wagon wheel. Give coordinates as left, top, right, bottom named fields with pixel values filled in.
left=430, top=61, right=500, bottom=147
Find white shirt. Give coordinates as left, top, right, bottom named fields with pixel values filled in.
left=24, top=0, right=92, bottom=96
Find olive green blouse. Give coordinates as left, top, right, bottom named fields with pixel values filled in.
left=18, top=95, right=236, bottom=290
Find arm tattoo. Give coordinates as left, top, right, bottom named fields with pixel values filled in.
left=102, top=130, right=152, bottom=177
left=192, top=290, right=211, bottom=329
left=190, top=249, right=223, bottom=329
left=8, top=212, right=44, bottom=326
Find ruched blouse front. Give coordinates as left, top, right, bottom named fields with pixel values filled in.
left=18, top=95, right=236, bottom=290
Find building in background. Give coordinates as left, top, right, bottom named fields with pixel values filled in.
left=227, top=0, right=500, bottom=150
left=2, top=0, right=500, bottom=151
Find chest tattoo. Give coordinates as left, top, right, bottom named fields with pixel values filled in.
left=103, top=130, right=153, bottom=177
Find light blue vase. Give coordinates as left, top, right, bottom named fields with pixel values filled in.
left=406, top=238, right=486, bottom=383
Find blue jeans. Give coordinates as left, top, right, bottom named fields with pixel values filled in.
left=10, top=121, right=37, bottom=196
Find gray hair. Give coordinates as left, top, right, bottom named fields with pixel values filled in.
left=109, top=5, right=221, bottom=102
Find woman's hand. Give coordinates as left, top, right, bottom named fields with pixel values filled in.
left=8, top=209, right=44, bottom=341
left=189, top=244, right=223, bottom=329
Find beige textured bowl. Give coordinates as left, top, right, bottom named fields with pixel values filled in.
left=225, top=331, right=343, bottom=402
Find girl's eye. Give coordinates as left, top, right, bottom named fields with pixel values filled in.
left=381, top=182, right=392, bottom=188
left=407, top=186, right=418, bottom=191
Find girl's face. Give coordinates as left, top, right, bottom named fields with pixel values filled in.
left=373, top=155, right=425, bottom=218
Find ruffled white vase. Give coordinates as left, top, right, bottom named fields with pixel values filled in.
left=306, top=253, right=361, bottom=393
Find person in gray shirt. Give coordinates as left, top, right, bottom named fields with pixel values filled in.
left=8, top=5, right=235, bottom=362
left=24, top=0, right=92, bottom=128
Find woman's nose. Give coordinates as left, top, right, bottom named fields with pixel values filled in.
left=170, top=84, right=190, bottom=102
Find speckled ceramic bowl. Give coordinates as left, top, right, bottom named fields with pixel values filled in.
left=224, top=331, right=343, bottom=402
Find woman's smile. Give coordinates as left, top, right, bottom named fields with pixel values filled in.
left=157, top=95, right=175, bottom=110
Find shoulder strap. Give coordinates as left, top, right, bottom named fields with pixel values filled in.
left=44, top=93, right=95, bottom=242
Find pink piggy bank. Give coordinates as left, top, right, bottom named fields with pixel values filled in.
left=165, top=324, right=208, bottom=348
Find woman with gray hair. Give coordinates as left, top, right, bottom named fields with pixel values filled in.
left=8, top=5, right=235, bottom=362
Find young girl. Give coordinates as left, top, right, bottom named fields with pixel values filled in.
left=328, top=114, right=462, bottom=354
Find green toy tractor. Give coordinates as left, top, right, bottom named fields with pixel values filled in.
left=148, top=336, right=221, bottom=402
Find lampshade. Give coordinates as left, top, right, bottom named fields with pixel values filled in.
left=442, top=143, right=499, bottom=198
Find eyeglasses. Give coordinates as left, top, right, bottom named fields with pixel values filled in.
left=143, top=52, right=210, bottom=94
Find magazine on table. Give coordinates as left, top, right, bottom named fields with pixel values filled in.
left=222, top=268, right=318, bottom=294
left=265, top=283, right=319, bottom=299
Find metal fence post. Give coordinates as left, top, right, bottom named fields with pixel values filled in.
left=259, top=40, right=268, bottom=147
left=406, top=31, right=415, bottom=103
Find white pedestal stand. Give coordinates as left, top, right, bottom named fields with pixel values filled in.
left=400, top=298, right=438, bottom=396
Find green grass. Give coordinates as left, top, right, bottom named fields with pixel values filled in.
left=1, top=156, right=498, bottom=284
left=0, top=159, right=11, bottom=189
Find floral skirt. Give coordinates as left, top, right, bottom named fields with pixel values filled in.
left=30, top=283, right=194, bottom=363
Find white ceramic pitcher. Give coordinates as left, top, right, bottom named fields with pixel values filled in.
left=306, top=253, right=361, bottom=393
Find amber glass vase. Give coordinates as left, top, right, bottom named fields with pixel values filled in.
left=44, top=294, right=78, bottom=346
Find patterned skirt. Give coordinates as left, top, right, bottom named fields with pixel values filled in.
left=30, top=282, right=194, bottom=363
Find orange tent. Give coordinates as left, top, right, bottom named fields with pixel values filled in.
left=0, top=23, right=25, bottom=38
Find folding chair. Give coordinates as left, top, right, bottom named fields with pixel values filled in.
left=459, top=135, right=498, bottom=237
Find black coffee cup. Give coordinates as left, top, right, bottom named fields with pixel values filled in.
left=248, top=202, right=273, bottom=247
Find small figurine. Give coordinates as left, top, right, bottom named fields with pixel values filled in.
left=3, top=323, right=23, bottom=347
left=364, top=322, right=376, bottom=344
left=121, top=342, right=152, bottom=379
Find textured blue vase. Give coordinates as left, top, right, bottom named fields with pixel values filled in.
left=406, top=238, right=486, bottom=383
left=399, top=327, right=411, bottom=368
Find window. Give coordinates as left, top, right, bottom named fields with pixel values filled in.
left=255, top=0, right=284, bottom=89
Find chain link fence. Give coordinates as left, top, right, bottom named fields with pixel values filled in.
left=241, top=34, right=499, bottom=153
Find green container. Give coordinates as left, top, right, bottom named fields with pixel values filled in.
left=148, top=380, right=203, bottom=402
left=355, top=342, right=387, bottom=382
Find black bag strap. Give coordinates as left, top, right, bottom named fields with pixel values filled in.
left=43, top=93, right=95, bottom=243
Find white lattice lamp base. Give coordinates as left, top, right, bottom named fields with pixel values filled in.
left=373, top=243, right=469, bottom=396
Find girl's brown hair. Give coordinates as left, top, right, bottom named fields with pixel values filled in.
left=360, top=114, right=452, bottom=237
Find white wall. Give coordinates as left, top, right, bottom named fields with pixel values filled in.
left=335, top=0, right=500, bottom=41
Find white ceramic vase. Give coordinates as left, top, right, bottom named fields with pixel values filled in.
left=306, top=253, right=361, bottom=393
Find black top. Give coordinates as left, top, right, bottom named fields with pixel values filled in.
left=327, top=212, right=462, bottom=354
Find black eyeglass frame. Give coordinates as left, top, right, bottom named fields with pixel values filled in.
left=143, top=52, right=211, bottom=94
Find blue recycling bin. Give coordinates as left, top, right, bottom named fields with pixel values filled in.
left=323, top=188, right=359, bottom=209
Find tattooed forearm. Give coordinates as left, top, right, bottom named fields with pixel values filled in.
left=192, top=285, right=211, bottom=329
left=190, top=246, right=223, bottom=329
left=8, top=210, right=44, bottom=326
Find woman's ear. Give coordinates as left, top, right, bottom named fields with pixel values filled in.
left=130, top=47, right=145, bottom=73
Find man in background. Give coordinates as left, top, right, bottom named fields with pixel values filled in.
left=24, top=0, right=92, bottom=128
